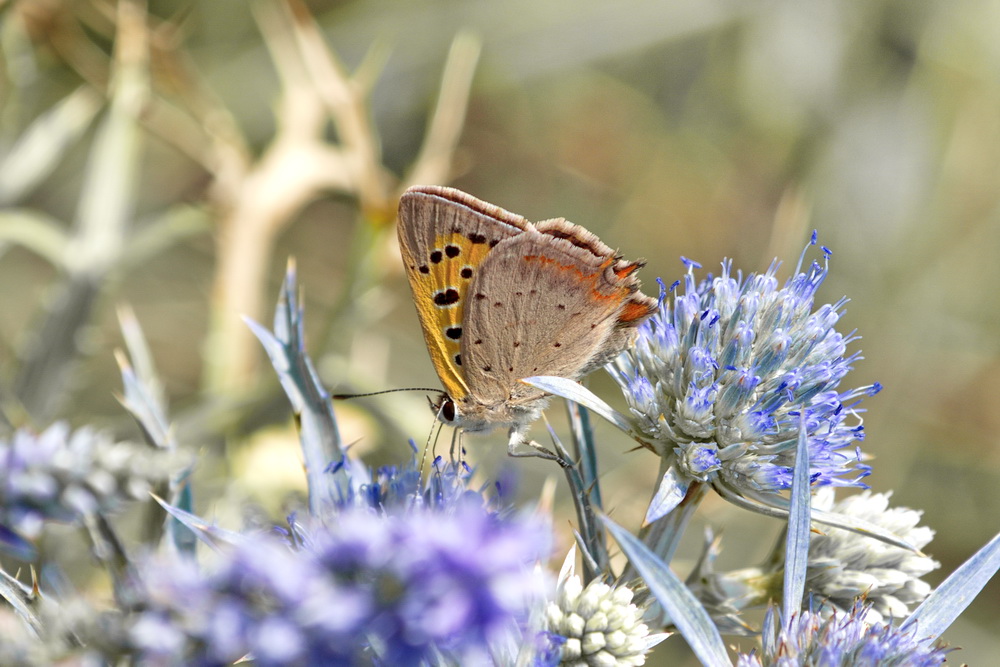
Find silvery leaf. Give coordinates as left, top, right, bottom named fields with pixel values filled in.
left=521, top=376, right=632, bottom=433
left=902, top=529, right=1000, bottom=642
left=602, top=515, right=731, bottom=667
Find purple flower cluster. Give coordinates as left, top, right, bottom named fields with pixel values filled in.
left=129, top=500, right=551, bottom=665
left=611, top=238, right=877, bottom=499
left=132, top=537, right=361, bottom=666
left=329, top=452, right=480, bottom=513
left=0, top=423, right=178, bottom=556
left=737, top=602, right=949, bottom=667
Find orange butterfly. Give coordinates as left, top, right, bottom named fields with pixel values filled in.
left=398, top=186, right=656, bottom=464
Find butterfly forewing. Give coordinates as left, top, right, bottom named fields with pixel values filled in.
left=397, top=186, right=531, bottom=402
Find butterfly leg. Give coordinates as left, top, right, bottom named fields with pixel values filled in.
left=506, top=426, right=572, bottom=468
left=449, top=428, right=462, bottom=463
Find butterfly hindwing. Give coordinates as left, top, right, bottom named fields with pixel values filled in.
left=462, top=223, right=643, bottom=407
left=397, top=186, right=531, bottom=401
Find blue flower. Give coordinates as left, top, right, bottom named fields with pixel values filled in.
left=0, top=423, right=180, bottom=558
left=131, top=536, right=366, bottom=666
left=736, top=602, right=949, bottom=667
left=611, top=238, right=876, bottom=505
left=308, top=502, right=551, bottom=664
left=327, top=448, right=479, bottom=513
left=129, top=500, right=551, bottom=665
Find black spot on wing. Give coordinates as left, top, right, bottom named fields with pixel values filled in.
left=433, top=288, right=460, bottom=306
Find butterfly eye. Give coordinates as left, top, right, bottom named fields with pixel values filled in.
left=441, top=398, right=457, bottom=423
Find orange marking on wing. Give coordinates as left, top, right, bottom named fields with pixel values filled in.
left=618, top=299, right=657, bottom=324
left=522, top=255, right=585, bottom=274
left=523, top=254, right=625, bottom=302
left=613, top=261, right=644, bottom=278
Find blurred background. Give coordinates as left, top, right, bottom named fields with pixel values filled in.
left=1, top=0, right=998, bottom=663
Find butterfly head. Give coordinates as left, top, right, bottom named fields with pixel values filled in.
left=429, top=392, right=545, bottom=434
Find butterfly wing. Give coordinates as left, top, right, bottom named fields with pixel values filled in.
left=462, top=219, right=656, bottom=407
left=397, top=186, right=532, bottom=401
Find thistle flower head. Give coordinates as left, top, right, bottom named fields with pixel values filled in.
left=612, top=241, right=876, bottom=501
left=689, top=490, right=939, bottom=624
left=543, top=552, right=667, bottom=666
left=806, top=489, right=938, bottom=622
left=311, top=502, right=551, bottom=663
left=132, top=535, right=361, bottom=666
left=130, top=502, right=551, bottom=665
left=737, top=602, right=949, bottom=667
left=328, top=449, right=477, bottom=513
left=0, top=423, right=181, bottom=551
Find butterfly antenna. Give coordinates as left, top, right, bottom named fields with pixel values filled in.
left=333, top=388, right=440, bottom=400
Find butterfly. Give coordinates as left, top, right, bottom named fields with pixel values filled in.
left=397, top=185, right=657, bottom=464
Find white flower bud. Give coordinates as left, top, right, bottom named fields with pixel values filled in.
left=544, top=574, right=664, bottom=666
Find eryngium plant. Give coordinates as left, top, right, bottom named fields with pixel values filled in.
left=0, top=251, right=997, bottom=667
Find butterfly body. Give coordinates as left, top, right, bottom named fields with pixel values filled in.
left=398, top=186, right=656, bottom=462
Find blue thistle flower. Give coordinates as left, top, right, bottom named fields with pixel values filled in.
left=327, top=447, right=479, bottom=513
left=131, top=537, right=363, bottom=666
left=138, top=534, right=377, bottom=665
left=0, top=423, right=181, bottom=559
left=611, top=239, right=876, bottom=510
left=737, top=602, right=949, bottom=667
left=129, top=500, right=551, bottom=665
left=308, top=502, right=551, bottom=664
